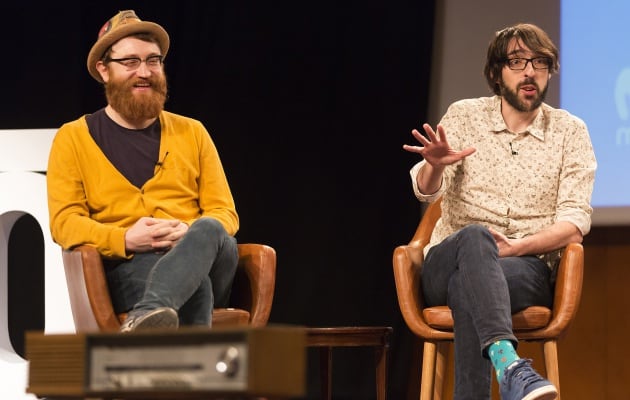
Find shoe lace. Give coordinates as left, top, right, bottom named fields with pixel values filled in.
left=506, top=360, right=544, bottom=389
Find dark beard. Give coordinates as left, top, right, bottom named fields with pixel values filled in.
left=500, top=78, right=548, bottom=112
left=105, top=75, right=168, bottom=121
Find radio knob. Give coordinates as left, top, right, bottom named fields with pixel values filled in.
left=216, top=346, right=240, bottom=377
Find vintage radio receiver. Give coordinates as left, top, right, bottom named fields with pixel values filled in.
left=26, top=326, right=305, bottom=399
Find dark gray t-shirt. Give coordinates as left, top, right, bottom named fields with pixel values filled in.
left=86, top=108, right=161, bottom=189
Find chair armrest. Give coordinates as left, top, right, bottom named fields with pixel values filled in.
left=393, top=244, right=452, bottom=340
left=410, top=197, right=442, bottom=247
left=547, top=242, right=584, bottom=336
left=233, top=243, right=277, bottom=327
left=62, top=245, right=120, bottom=332
left=520, top=242, right=584, bottom=339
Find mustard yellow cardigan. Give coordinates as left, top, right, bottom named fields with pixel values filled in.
left=47, top=111, right=239, bottom=259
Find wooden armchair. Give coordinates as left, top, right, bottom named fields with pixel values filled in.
left=63, top=243, right=276, bottom=332
left=393, top=197, right=584, bottom=400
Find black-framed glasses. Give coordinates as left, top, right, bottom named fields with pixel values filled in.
left=105, top=55, right=164, bottom=70
left=504, top=57, right=551, bottom=71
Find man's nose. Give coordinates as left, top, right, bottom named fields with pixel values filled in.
left=135, top=61, right=152, bottom=77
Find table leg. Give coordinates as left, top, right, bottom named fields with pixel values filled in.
left=375, top=344, right=388, bottom=400
left=319, top=346, right=333, bottom=400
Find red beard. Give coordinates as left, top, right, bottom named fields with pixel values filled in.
left=105, top=74, right=168, bottom=121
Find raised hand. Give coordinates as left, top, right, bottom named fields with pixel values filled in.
left=403, top=123, right=476, bottom=166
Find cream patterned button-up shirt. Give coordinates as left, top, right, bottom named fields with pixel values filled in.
left=411, top=96, right=597, bottom=268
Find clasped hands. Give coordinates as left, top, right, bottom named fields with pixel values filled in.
left=125, top=216, right=189, bottom=253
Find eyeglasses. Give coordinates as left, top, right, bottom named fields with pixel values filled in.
left=105, top=55, right=164, bottom=70
left=504, top=57, right=551, bottom=71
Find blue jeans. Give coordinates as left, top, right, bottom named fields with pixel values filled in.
left=105, top=217, right=239, bottom=326
left=422, top=224, right=553, bottom=400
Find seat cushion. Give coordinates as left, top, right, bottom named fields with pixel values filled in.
left=213, top=308, right=250, bottom=326
left=423, top=305, right=552, bottom=331
left=423, top=306, right=454, bottom=330
left=116, top=307, right=251, bottom=327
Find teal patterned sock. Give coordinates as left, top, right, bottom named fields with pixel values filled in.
left=487, top=340, right=520, bottom=382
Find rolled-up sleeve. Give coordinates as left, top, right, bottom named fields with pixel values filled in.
left=555, top=118, right=597, bottom=235
left=410, top=160, right=444, bottom=203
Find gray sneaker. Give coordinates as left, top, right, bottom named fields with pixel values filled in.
left=119, top=307, right=179, bottom=333
left=500, top=358, right=557, bottom=400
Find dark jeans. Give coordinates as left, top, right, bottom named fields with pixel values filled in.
left=106, top=217, right=239, bottom=326
left=422, top=224, right=553, bottom=400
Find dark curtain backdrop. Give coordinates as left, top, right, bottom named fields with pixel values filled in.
left=2, top=1, right=435, bottom=398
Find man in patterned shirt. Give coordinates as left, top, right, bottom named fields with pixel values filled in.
left=403, top=23, right=596, bottom=400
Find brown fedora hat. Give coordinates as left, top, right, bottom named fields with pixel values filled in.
left=87, top=10, right=169, bottom=82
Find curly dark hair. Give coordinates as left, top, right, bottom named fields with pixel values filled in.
left=483, top=23, right=559, bottom=95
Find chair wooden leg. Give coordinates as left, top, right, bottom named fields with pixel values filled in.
left=420, top=341, right=437, bottom=400
left=407, top=336, right=423, bottom=400
left=543, top=340, right=561, bottom=399
left=375, top=342, right=388, bottom=400
left=433, top=341, right=450, bottom=400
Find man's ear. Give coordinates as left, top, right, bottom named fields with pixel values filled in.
left=494, top=72, right=501, bottom=85
left=95, top=61, right=109, bottom=83
left=494, top=74, right=503, bottom=92
left=490, top=70, right=500, bottom=86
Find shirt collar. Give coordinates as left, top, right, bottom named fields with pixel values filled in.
left=489, top=95, right=546, bottom=141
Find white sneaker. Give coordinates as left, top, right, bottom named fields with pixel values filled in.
left=119, top=307, right=179, bottom=333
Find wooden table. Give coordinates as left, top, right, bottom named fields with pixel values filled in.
left=306, top=326, right=393, bottom=400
